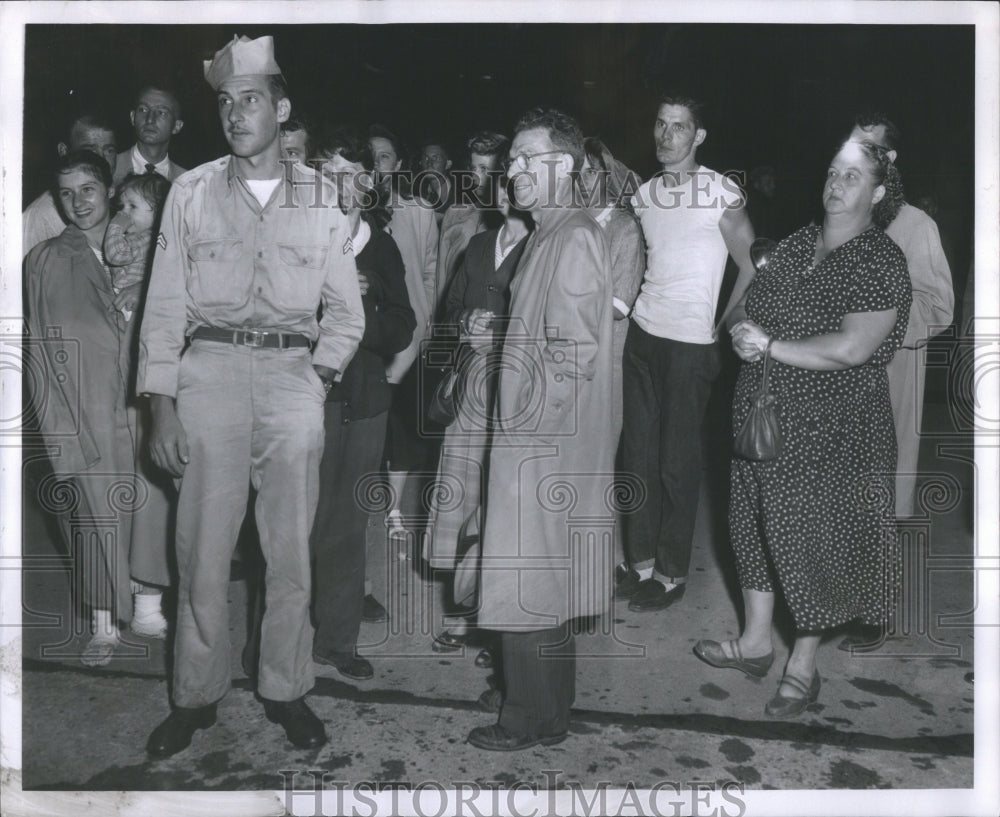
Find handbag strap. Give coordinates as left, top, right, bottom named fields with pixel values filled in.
left=761, top=338, right=774, bottom=392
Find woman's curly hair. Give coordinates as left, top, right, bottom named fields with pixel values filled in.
left=854, top=139, right=905, bottom=228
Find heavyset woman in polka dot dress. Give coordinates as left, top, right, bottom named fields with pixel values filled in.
left=694, top=138, right=912, bottom=718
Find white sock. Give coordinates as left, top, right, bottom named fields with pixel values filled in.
left=653, top=571, right=681, bottom=591
left=91, top=609, right=119, bottom=640
left=133, top=591, right=163, bottom=619
left=637, top=566, right=654, bottom=581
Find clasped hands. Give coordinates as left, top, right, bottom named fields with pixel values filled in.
left=730, top=320, right=772, bottom=363
left=458, top=308, right=495, bottom=344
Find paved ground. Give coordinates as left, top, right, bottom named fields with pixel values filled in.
left=6, top=355, right=989, bottom=815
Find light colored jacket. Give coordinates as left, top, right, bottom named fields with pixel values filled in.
left=478, top=206, right=615, bottom=630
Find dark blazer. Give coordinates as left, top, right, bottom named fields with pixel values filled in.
left=327, top=225, right=416, bottom=419
left=444, top=227, right=530, bottom=323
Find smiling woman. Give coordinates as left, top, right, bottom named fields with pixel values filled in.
left=25, top=149, right=172, bottom=667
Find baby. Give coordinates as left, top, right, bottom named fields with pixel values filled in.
left=103, top=173, right=171, bottom=321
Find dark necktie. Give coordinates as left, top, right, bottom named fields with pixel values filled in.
left=145, top=163, right=157, bottom=175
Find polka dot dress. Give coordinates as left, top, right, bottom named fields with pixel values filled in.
left=729, top=225, right=912, bottom=630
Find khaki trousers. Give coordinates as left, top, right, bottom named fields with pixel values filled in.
left=172, top=340, right=325, bottom=706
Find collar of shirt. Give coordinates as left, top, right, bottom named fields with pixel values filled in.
left=351, top=217, right=372, bottom=256
left=225, top=156, right=324, bottom=211
left=131, top=144, right=172, bottom=176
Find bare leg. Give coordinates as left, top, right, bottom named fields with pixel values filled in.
left=782, top=631, right=821, bottom=692
left=727, top=588, right=774, bottom=659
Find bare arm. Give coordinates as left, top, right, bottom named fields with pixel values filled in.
left=716, top=204, right=756, bottom=333
left=732, top=309, right=897, bottom=370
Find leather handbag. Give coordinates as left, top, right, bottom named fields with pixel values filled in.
left=734, top=341, right=782, bottom=461
left=426, top=367, right=460, bottom=427
left=425, top=340, right=473, bottom=428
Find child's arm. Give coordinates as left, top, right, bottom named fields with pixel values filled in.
left=104, top=212, right=151, bottom=266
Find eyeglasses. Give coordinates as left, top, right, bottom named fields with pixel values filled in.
left=506, top=150, right=565, bottom=171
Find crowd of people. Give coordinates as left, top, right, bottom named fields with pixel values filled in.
left=23, top=33, right=954, bottom=756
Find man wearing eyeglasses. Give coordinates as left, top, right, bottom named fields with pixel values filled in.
left=113, top=85, right=187, bottom=185
left=469, top=107, right=614, bottom=752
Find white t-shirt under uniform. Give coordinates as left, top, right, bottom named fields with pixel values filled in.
left=630, top=166, right=744, bottom=345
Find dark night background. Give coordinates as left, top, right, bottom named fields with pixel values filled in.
left=23, top=23, right=975, bottom=296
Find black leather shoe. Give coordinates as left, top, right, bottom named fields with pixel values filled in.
left=313, top=650, right=374, bottom=680
left=474, top=648, right=493, bottom=669
left=467, top=723, right=567, bottom=752
left=628, top=579, right=686, bottom=612
left=147, top=704, right=217, bottom=759
left=614, top=563, right=641, bottom=599
left=361, top=594, right=388, bottom=623
left=262, top=697, right=327, bottom=749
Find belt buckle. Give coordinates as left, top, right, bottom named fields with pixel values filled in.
left=243, top=329, right=266, bottom=347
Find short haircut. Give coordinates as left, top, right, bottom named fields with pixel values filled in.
left=281, top=113, right=314, bottom=156
left=466, top=130, right=508, bottom=160
left=133, top=84, right=183, bottom=118
left=318, top=125, right=374, bottom=171
left=282, top=113, right=312, bottom=137
left=116, top=172, right=171, bottom=213
left=853, top=110, right=901, bottom=151
left=64, top=111, right=117, bottom=145
left=657, top=91, right=707, bottom=131
left=266, top=73, right=290, bottom=106
left=368, top=123, right=407, bottom=166
left=513, top=107, right=584, bottom=170
left=419, top=138, right=452, bottom=158
left=55, top=149, right=113, bottom=189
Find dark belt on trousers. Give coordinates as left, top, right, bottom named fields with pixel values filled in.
left=191, top=326, right=312, bottom=349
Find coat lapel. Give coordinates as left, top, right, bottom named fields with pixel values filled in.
left=59, top=226, right=116, bottom=307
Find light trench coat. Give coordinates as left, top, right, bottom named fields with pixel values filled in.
left=25, top=226, right=172, bottom=618
left=478, top=206, right=616, bottom=631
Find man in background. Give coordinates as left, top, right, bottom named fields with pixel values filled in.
left=113, top=84, right=186, bottom=184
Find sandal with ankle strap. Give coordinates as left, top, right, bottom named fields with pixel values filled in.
left=693, top=638, right=775, bottom=678
left=764, top=670, right=820, bottom=718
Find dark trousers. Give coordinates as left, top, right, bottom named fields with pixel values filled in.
left=497, top=622, right=575, bottom=736
left=622, top=321, right=720, bottom=581
left=244, top=406, right=388, bottom=668
left=312, top=407, right=388, bottom=654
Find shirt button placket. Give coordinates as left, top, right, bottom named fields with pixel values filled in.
left=254, top=214, right=265, bottom=309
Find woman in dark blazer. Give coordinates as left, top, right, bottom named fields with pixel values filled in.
left=425, top=176, right=532, bottom=661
